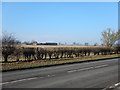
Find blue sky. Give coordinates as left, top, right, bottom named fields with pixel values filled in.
left=2, top=2, right=118, bottom=45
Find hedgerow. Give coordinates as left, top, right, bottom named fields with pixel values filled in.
left=2, top=46, right=120, bottom=62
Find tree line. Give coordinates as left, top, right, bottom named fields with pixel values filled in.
left=2, top=28, right=120, bottom=63
left=2, top=45, right=120, bottom=63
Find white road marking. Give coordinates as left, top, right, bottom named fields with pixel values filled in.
left=67, top=70, right=77, bottom=73
left=115, top=82, right=120, bottom=86
left=1, top=64, right=108, bottom=85
left=39, top=77, right=44, bottom=78
left=47, top=74, right=55, bottom=77
left=51, top=75, right=55, bottom=77
left=67, top=64, right=108, bottom=73
left=77, top=67, right=94, bottom=71
left=0, top=77, right=37, bottom=85
left=94, top=65, right=108, bottom=68
left=1, top=74, right=56, bottom=85
left=102, top=82, right=120, bottom=90
left=47, top=75, right=50, bottom=77
left=109, top=86, right=114, bottom=88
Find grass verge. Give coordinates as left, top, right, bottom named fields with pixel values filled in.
left=2, top=54, right=120, bottom=72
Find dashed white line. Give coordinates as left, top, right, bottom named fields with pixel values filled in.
left=1, top=74, right=56, bottom=86
left=67, top=70, right=77, bottom=73
left=0, top=77, right=37, bottom=85
left=51, top=75, right=55, bottom=77
left=1, top=64, right=108, bottom=86
left=94, top=65, right=108, bottom=68
left=47, top=75, right=50, bottom=77
left=39, top=77, right=44, bottom=78
left=67, top=64, right=108, bottom=73
left=47, top=75, right=55, bottom=77
left=77, top=67, right=94, bottom=71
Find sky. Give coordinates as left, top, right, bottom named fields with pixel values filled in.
left=2, top=2, right=118, bottom=45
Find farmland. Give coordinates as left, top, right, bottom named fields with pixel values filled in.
left=1, top=45, right=120, bottom=71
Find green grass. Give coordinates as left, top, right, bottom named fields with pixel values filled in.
left=2, top=54, right=120, bottom=71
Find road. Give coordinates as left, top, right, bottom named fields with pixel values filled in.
left=2, top=58, right=119, bottom=89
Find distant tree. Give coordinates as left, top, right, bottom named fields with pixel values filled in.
left=73, top=42, right=76, bottom=45
left=116, top=29, right=120, bottom=40
left=85, top=43, right=89, bottom=46
left=101, top=28, right=118, bottom=47
left=65, top=42, right=67, bottom=45
left=2, top=32, right=21, bottom=62
left=0, top=35, right=2, bottom=61
left=59, top=42, right=61, bottom=45
left=101, top=44, right=104, bottom=46
left=94, top=43, right=98, bottom=46
left=22, top=41, right=31, bottom=45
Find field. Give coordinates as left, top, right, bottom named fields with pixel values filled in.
left=22, top=45, right=103, bottom=48
left=2, top=45, right=120, bottom=71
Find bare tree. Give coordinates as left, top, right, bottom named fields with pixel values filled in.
left=2, top=32, right=21, bottom=62
left=0, top=34, right=2, bottom=61
left=101, top=28, right=118, bottom=47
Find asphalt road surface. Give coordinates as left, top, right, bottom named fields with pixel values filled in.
left=2, top=58, right=119, bottom=88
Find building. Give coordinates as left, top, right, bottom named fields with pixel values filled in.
left=38, top=42, right=57, bottom=45
left=45, top=42, right=57, bottom=45
left=32, top=41, right=37, bottom=45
